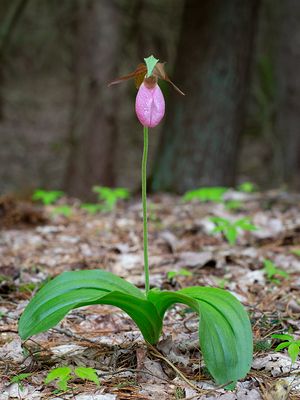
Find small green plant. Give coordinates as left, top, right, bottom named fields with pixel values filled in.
left=32, top=189, right=64, bottom=205
left=45, top=367, right=71, bottom=391
left=19, top=282, right=37, bottom=293
left=10, top=373, right=31, bottom=391
left=92, top=186, right=130, bottom=211
left=225, top=200, right=243, bottom=210
left=253, top=339, right=272, bottom=352
left=167, top=268, right=192, bottom=280
left=263, top=259, right=289, bottom=284
left=225, top=200, right=243, bottom=211
left=183, top=187, right=228, bottom=203
left=74, top=367, right=100, bottom=386
left=238, top=182, right=255, bottom=193
left=272, top=333, right=300, bottom=364
left=45, top=366, right=100, bottom=392
left=210, top=216, right=257, bottom=245
left=175, top=386, right=185, bottom=399
left=51, top=205, right=73, bottom=217
left=80, top=203, right=103, bottom=214
left=19, top=56, right=253, bottom=386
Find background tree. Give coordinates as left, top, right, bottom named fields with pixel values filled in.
left=0, top=0, right=29, bottom=120
left=1, top=0, right=300, bottom=197
left=64, top=0, right=123, bottom=198
left=276, top=0, right=300, bottom=189
left=152, top=0, right=260, bottom=193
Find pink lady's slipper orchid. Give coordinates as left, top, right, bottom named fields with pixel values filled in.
left=109, top=55, right=184, bottom=128
left=135, top=80, right=165, bottom=128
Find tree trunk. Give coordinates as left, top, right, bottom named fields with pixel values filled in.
left=276, top=0, right=300, bottom=189
left=64, top=0, right=122, bottom=199
left=0, top=0, right=29, bottom=120
left=152, top=0, right=260, bottom=193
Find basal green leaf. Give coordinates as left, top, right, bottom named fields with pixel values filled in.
left=147, top=287, right=253, bottom=385
left=19, top=270, right=253, bottom=385
left=19, top=270, right=162, bottom=344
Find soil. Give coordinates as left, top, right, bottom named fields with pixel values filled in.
left=0, top=191, right=299, bottom=399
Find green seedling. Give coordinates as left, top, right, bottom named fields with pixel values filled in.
left=272, top=333, right=300, bottom=364
left=210, top=216, right=257, bottom=245
left=51, top=205, right=73, bottom=217
left=10, top=373, right=31, bottom=391
left=32, top=189, right=64, bottom=205
left=74, top=367, right=100, bottom=386
left=238, top=182, right=256, bottom=193
left=92, top=186, right=130, bottom=211
left=19, top=55, right=253, bottom=386
left=80, top=203, right=103, bottom=214
left=175, top=387, right=185, bottom=399
left=225, top=200, right=243, bottom=211
left=167, top=268, right=193, bottom=280
left=45, top=367, right=72, bottom=392
left=19, top=282, right=37, bottom=293
left=183, top=187, right=228, bottom=203
left=45, top=366, right=99, bottom=392
left=263, top=259, right=289, bottom=284
left=253, top=339, right=272, bottom=352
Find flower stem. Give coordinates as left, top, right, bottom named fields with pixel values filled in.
left=142, top=125, right=150, bottom=294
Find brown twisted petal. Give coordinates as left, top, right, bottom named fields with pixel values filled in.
left=108, top=61, right=185, bottom=95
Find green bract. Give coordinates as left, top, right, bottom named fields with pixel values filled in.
left=19, top=270, right=252, bottom=385
left=144, top=55, right=159, bottom=78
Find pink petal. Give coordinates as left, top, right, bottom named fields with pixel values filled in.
left=135, top=82, right=165, bottom=128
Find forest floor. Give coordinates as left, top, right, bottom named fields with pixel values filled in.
left=0, top=190, right=300, bottom=400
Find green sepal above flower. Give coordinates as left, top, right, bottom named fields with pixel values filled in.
left=144, top=55, right=159, bottom=78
